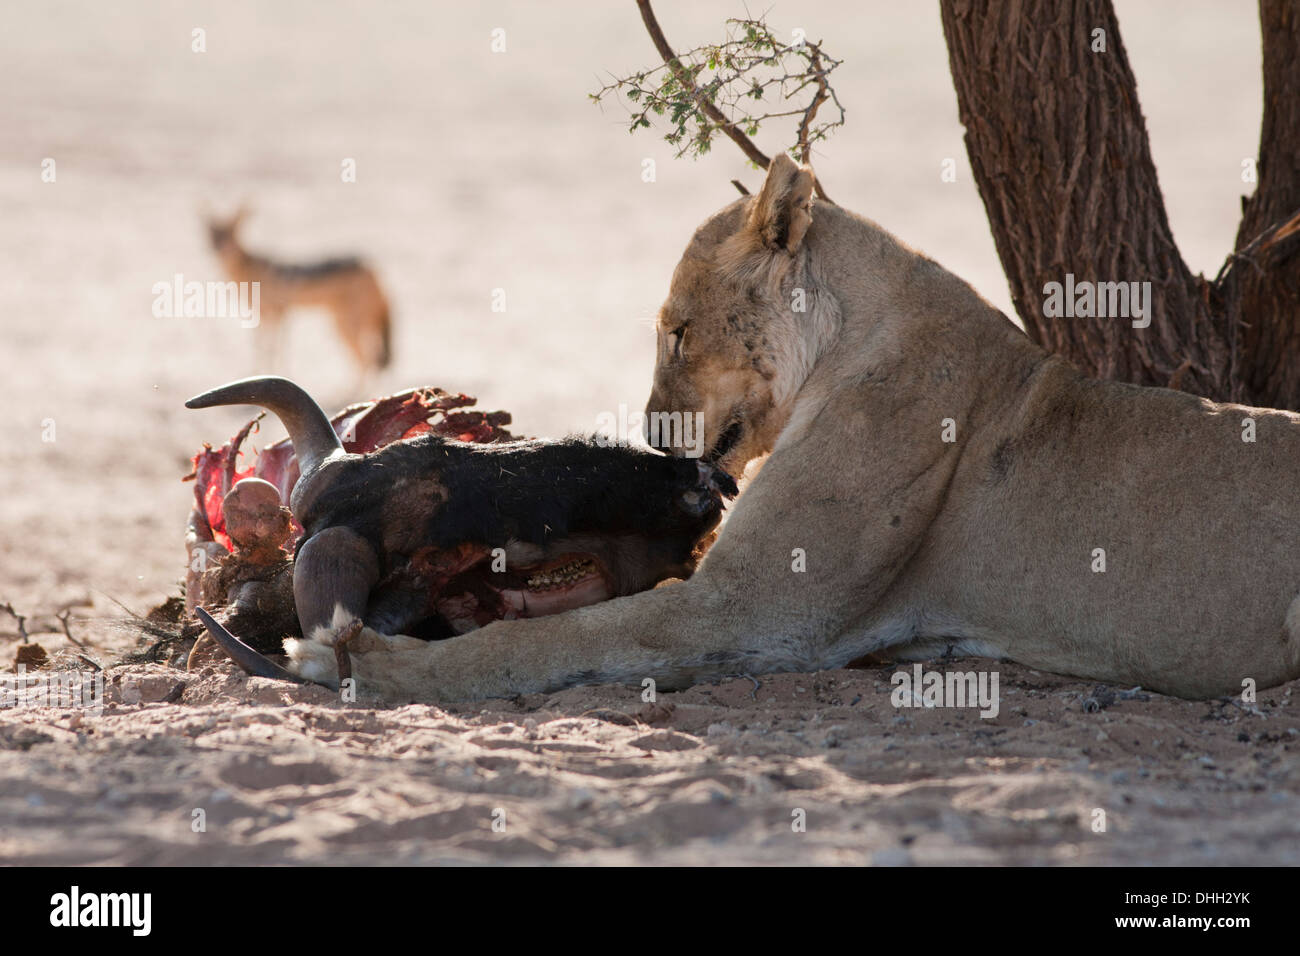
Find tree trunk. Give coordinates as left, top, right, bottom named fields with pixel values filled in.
left=939, top=0, right=1300, bottom=409
left=1227, top=0, right=1300, bottom=409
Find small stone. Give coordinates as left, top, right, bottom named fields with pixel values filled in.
left=14, top=644, right=48, bottom=669
left=138, top=675, right=185, bottom=703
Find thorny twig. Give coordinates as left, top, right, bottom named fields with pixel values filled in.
left=796, top=43, right=831, bottom=164
left=594, top=2, right=842, bottom=201
left=632, top=0, right=771, bottom=167
left=56, top=609, right=89, bottom=649
left=0, top=602, right=29, bottom=643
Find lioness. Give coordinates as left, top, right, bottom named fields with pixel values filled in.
left=285, top=155, right=1300, bottom=702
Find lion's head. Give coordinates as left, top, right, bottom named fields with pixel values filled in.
left=645, top=155, right=836, bottom=477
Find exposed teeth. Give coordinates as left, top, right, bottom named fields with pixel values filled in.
left=525, top=559, right=596, bottom=591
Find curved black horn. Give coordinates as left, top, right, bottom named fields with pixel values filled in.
left=194, top=607, right=317, bottom=685
left=185, top=376, right=343, bottom=477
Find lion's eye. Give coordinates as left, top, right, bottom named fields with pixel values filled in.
left=667, top=326, right=687, bottom=361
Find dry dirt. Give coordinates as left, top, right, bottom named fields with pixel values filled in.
left=3, top=2, right=1293, bottom=865
left=0, top=655, right=1297, bottom=865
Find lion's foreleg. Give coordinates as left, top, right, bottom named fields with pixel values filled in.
left=288, top=578, right=804, bottom=703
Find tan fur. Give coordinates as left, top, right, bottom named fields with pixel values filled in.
left=286, top=155, right=1300, bottom=703
left=207, top=208, right=392, bottom=378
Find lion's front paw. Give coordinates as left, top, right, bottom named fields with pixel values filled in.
left=283, top=635, right=340, bottom=686
left=338, top=626, right=426, bottom=655
left=284, top=615, right=427, bottom=693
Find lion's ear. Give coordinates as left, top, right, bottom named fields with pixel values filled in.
left=748, top=153, right=816, bottom=253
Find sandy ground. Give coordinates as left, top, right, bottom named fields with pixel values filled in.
left=2, top=660, right=1297, bottom=865
left=2, top=1, right=1295, bottom=865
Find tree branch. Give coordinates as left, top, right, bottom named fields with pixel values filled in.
left=633, top=0, right=832, bottom=201
left=635, top=0, right=769, bottom=169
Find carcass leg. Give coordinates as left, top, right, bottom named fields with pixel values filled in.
left=293, top=526, right=379, bottom=641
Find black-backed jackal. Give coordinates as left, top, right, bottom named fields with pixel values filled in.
left=206, top=207, right=393, bottom=377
